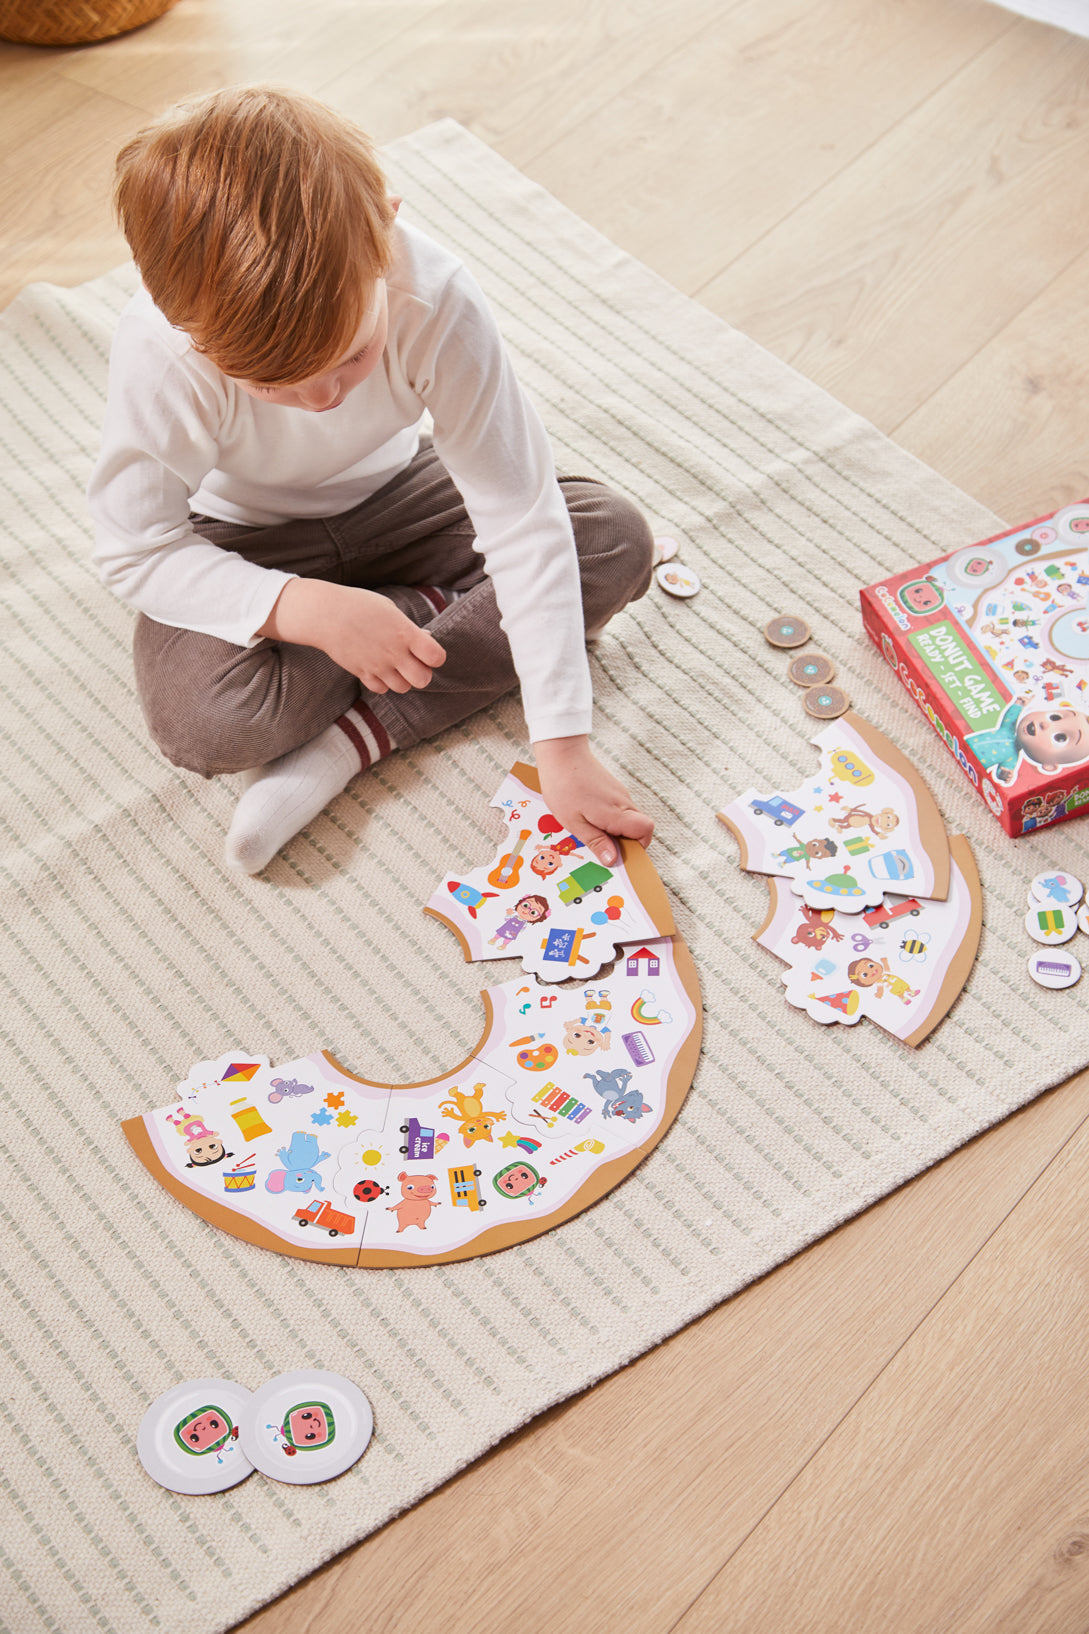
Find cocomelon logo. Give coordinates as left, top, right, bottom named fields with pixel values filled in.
left=875, top=585, right=911, bottom=631
left=896, top=578, right=945, bottom=618
left=895, top=663, right=979, bottom=787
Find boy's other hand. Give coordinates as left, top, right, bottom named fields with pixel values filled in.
left=258, top=578, right=445, bottom=694
left=532, top=735, right=653, bottom=867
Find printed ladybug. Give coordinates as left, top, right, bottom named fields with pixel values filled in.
left=353, top=1178, right=388, bottom=1203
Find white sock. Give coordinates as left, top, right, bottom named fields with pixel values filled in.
left=224, top=702, right=394, bottom=874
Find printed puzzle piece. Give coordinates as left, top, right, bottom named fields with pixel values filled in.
left=122, top=938, right=702, bottom=1266
left=753, top=835, right=981, bottom=1047
left=424, top=763, right=675, bottom=980
left=717, top=712, right=951, bottom=913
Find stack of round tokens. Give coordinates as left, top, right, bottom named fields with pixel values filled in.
left=1025, top=870, right=1084, bottom=989
left=137, top=1370, right=374, bottom=1494
left=764, top=616, right=850, bottom=717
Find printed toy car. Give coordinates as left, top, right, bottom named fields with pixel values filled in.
left=556, top=860, right=614, bottom=905
left=749, top=795, right=804, bottom=826
left=863, top=896, right=922, bottom=930
left=294, top=1199, right=356, bottom=1237
left=400, top=1117, right=437, bottom=1159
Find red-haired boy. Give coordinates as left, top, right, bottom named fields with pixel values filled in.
left=88, top=87, right=654, bottom=872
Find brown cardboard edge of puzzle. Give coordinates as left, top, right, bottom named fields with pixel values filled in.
left=902, top=833, right=982, bottom=1049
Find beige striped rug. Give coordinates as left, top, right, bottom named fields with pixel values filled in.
left=4, top=119, right=1088, bottom=1634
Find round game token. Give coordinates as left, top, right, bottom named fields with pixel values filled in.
left=1078, top=903, right=1089, bottom=936
left=1030, top=870, right=1084, bottom=910
left=763, top=614, right=811, bottom=649
left=655, top=561, right=701, bottom=598
left=1028, top=948, right=1082, bottom=990
left=239, top=1370, right=373, bottom=1485
left=1014, top=536, right=1041, bottom=558
left=1024, top=903, right=1079, bottom=945
left=803, top=684, right=850, bottom=720
left=787, top=653, right=837, bottom=687
left=137, top=1379, right=255, bottom=1496
left=653, top=534, right=680, bottom=563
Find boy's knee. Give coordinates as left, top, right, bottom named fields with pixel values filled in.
left=564, top=479, right=655, bottom=612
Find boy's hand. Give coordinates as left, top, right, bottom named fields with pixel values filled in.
left=258, top=578, right=445, bottom=694
left=533, top=736, right=653, bottom=867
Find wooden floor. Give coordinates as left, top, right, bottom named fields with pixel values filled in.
left=6, top=1, right=1089, bottom=1628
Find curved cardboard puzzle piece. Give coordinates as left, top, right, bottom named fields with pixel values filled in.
left=424, top=762, right=675, bottom=980
left=121, top=936, right=702, bottom=1267
left=752, top=834, right=981, bottom=1047
left=717, top=712, right=951, bottom=913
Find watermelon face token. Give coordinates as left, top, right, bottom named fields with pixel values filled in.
left=240, top=1371, right=373, bottom=1485
left=137, top=1379, right=255, bottom=1496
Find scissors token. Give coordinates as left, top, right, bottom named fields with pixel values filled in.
left=239, top=1370, right=373, bottom=1485
left=655, top=562, right=701, bottom=598
left=137, top=1379, right=255, bottom=1495
left=788, top=653, right=836, bottom=686
left=803, top=685, right=850, bottom=719
left=763, top=614, right=811, bottom=649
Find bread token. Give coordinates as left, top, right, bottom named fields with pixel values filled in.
left=137, top=1379, right=255, bottom=1495
left=239, top=1370, right=373, bottom=1485
left=763, top=614, right=810, bottom=648
left=803, top=685, right=850, bottom=719
left=1028, top=949, right=1082, bottom=990
left=655, top=562, right=701, bottom=598
left=788, top=653, right=836, bottom=686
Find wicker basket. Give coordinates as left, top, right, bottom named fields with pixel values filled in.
left=0, top=0, right=179, bottom=45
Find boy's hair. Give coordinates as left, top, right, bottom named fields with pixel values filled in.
left=114, top=85, right=397, bottom=385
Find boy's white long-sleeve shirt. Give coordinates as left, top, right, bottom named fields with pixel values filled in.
left=87, top=220, right=594, bottom=743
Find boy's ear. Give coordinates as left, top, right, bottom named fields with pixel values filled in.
left=390, top=195, right=403, bottom=215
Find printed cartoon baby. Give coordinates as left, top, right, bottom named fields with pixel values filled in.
left=386, top=1172, right=439, bottom=1233
left=563, top=1016, right=612, bottom=1055
left=1016, top=707, right=1089, bottom=773
left=847, top=956, right=918, bottom=1004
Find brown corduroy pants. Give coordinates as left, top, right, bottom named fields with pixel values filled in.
left=132, top=443, right=654, bottom=777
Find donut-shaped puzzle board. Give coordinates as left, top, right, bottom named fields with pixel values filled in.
left=122, top=768, right=701, bottom=1267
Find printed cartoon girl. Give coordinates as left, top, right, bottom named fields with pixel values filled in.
left=488, top=893, right=550, bottom=947
left=169, top=1109, right=233, bottom=1168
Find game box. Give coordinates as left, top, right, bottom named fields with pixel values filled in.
left=860, top=501, right=1089, bottom=837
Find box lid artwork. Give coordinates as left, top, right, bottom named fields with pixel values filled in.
left=860, top=501, right=1089, bottom=836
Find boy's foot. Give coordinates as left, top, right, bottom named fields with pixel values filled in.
left=224, top=702, right=394, bottom=874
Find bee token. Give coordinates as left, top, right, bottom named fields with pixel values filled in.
left=239, top=1370, right=373, bottom=1485
left=1029, top=870, right=1084, bottom=909
left=763, top=614, right=811, bottom=649
left=803, top=685, right=850, bottom=720
left=655, top=561, right=701, bottom=598
left=788, top=653, right=836, bottom=687
left=1024, top=903, right=1078, bottom=945
left=137, top=1379, right=256, bottom=1496
left=1028, top=949, right=1082, bottom=990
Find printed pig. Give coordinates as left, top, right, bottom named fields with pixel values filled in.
left=387, top=1171, right=439, bottom=1233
